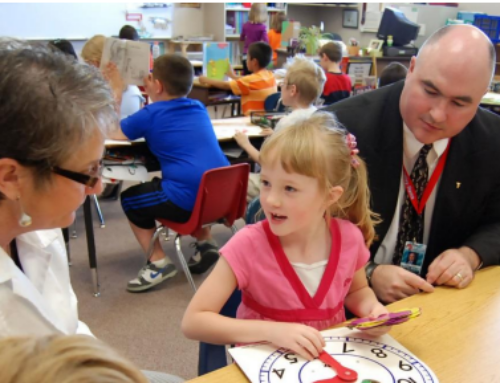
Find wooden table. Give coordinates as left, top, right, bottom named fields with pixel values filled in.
left=189, top=79, right=241, bottom=117
left=187, top=266, right=500, bottom=383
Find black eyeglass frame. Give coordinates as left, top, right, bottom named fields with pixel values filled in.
left=51, top=160, right=103, bottom=188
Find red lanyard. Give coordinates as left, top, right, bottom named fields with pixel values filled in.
left=402, top=142, right=451, bottom=215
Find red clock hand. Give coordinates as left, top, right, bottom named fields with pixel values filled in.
left=314, top=351, right=358, bottom=383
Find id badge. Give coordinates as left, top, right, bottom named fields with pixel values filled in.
left=400, top=241, right=426, bottom=275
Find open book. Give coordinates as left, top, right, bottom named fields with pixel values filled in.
left=100, top=37, right=150, bottom=86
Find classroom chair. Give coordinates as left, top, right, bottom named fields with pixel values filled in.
left=198, top=289, right=242, bottom=376
left=245, top=196, right=265, bottom=224
left=264, top=92, right=285, bottom=112
left=145, top=163, right=250, bottom=292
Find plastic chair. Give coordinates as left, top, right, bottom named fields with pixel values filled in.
left=264, top=92, right=285, bottom=112
left=145, top=164, right=250, bottom=292
left=245, top=196, right=266, bottom=224
left=198, top=289, right=242, bottom=376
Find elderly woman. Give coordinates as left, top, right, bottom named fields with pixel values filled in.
left=0, top=39, right=115, bottom=336
left=0, top=40, right=183, bottom=383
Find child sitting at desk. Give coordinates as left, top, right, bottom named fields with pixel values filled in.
left=234, top=56, right=326, bottom=200
left=109, top=54, right=230, bottom=292
left=318, top=42, right=352, bottom=105
left=182, top=112, right=389, bottom=361
left=199, top=42, right=277, bottom=116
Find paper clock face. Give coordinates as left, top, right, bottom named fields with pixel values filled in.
left=229, top=329, right=439, bottom=383
left=259, top=336, right=435, bottom=383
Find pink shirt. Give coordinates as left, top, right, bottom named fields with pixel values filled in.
left=221, top=219, right=369, bottom=330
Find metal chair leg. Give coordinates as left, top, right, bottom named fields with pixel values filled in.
left=230, top=224, right=238, bottom=235
left=71, top=218, right=77, bottom=238
left=174, top=235, right=197, bottom=292
left=92, top=194, right=105, bottom=228
left=83, top=196, right=100, bottom=297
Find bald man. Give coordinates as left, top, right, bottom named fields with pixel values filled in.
left=325, top=25, right=500, bottom=303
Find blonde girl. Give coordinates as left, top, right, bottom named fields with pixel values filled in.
left=182, top=112, right=389, bottom=361
left=240, top=3, right=269, bottom=73
left=0, top=335, right=148, bottom=383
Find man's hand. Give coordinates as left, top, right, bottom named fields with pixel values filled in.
left=265, top=322, right=325, bottom=361
left=234, top=130, right=252, bottom=150
left=371, top=265, right=434, bottom=303
left=426, top=247, right=479, bottom=289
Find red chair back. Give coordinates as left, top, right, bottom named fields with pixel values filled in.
left=159, top=164, right=249, bottom=235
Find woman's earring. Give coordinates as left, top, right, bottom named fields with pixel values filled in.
left=17, top=196, right=32, bottom=227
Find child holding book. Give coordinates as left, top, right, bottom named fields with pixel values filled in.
left=110, top=54, right=230, bottom=292
left=199, top=42, right=277, bottom=116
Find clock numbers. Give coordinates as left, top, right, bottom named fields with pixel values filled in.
left=398, top=378, right=417, bottom=383
left=343, top=342, right=355, bottom=353
left=284, top=353, right=298, bottom=364
left=371, top=348, right=388, bottom=358
left=272, top=368, right=285, bottom=379
left=399, top=360, right=414, bottom=371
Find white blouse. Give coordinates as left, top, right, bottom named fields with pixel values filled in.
left=0, top=229, right=92, bottom=337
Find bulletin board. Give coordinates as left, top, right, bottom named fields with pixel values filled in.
left=0, top=3, right=173, bottom=40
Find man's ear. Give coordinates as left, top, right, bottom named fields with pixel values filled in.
left=0, top=159, right=22, bottom=200
left=408, top=56, right=417, bottom=75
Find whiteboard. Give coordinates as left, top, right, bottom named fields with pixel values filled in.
left=0, top=3, right=173, bottom=40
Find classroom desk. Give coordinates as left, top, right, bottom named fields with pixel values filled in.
left=82, top=118, right=266, bottom=296
left=189, top=79, right=241, bottom=117
left=186, top=266, right=500, bottom=383
left=480, top=91, right=500, bottom=114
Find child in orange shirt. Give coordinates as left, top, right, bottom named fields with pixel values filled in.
left=268, top=12, right=287, bottom=67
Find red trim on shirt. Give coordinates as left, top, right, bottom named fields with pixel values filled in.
left=262, top=219, right=341, bottom=308
left=242, top=293, right=344, bottom=322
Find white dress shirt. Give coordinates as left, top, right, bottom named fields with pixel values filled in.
left=0, top=229, right=92, bottom=337
left=374, top=124, right=449, bottom=265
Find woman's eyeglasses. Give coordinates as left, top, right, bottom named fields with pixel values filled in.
left=51, top=160, right=103, bottom=188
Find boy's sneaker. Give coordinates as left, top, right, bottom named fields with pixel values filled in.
left=188, top=241, right=220, bottom=274
left=127, top=260, right=177, bottom=293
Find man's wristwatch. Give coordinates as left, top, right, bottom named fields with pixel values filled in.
left=365, top=261, right=379, bottom=287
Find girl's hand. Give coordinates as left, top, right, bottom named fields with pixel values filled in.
left=266, top=322, right=325, bottom=361
left=234, top=130, right=251, bottom=149
left=198, top=75, right=208, bottom=85
left=102, top=62, right=125, bottom=102
left=362, top=305, right=391, bottom=337
left=261, top=128, right=274, bottom=136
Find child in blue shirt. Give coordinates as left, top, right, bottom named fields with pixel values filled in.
left=110, top=54, right=229, bottom=292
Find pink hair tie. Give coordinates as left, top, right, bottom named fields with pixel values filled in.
left=346, top=133, right=360, bottom=169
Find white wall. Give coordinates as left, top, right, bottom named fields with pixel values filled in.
left=172, top=4, right=204, bottom=38
left=458, top=3, right=500, bottom=15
